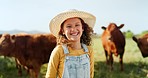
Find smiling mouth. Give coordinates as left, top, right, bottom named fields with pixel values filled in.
left=70, top=32, right=79, bottom=36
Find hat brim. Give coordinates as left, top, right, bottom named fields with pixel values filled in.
left=49, top=10, right=96, bottom=37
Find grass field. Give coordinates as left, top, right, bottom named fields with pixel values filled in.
left=92, top=36, right=148, bottom=78
left=0, top=36, right=148, bottom=78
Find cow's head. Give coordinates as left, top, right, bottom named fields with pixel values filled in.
left=0, top=34, right=15, bottom=55
left=133, top=36, right=148, bottom=57
left=101, top=23, right=125, bottom=41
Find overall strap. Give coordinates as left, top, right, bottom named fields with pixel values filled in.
left=81, top=43, right=89, bottom=53
left=62, top=44, right=69, bottom=54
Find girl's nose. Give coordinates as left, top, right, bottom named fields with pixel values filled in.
left=71, top=27, right=77, bottom=31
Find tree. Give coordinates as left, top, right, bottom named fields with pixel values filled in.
left=125, top=30, right=134, bottom=38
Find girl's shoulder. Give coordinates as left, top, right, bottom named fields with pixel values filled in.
left=54, top=45, right=64, bottom=51
left=52, top=45, right=64, bottom=55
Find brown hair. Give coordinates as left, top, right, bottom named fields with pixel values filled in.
left=57, top=17, right=93, bottom=46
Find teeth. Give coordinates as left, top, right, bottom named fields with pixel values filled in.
left=70, top=32, right=78, bottom=36
left=72, top=33, right=77, bottom=36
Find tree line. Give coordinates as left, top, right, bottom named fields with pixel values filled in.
left=123, top=30, right=148, bottom=38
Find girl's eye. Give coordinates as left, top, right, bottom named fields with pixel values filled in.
left=66, top=25, right=71, bottom=28
left=76, top=24, right=80, bottom=26
left=76, top=25, right=79, bottom=26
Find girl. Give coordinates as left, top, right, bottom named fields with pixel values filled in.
left=45, top=9, right=96, bottom=78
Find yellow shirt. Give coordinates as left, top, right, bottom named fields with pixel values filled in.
left=45, top=45, right=94, bottom=78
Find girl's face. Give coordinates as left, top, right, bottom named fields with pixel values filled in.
left=62, top=17, right=84, bottom=42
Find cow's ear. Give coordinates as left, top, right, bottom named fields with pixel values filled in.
left=12, top=35, right=15, bottom=39
left=132, top=36, right=138, bottom=43
left=118, top=24, right=124, bottom=29
left=11, top=35, right=15, bottom=43
left=101, top=26, right=106, bottom=30
left=0, top=34, right=2, bottom=38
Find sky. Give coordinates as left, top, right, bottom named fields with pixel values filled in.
left=0, top=0, right=148, bottom=34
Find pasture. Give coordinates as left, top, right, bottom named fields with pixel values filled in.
left=0, top=36, right=148, bottom=78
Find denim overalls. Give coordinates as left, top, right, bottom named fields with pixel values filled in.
left=62, top=43, right=90, bottom=78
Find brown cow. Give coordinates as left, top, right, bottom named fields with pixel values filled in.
left=0, top=34, right=26, bottom=76
left=101, top=23, right=125, bottom=71
left=0, top=33, right=57, bottom=78
left=132, top=34, right=148, bottom=57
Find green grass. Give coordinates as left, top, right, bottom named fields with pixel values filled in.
left=0, top=37, right=148, bottom=78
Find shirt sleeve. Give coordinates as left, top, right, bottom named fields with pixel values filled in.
left=45, top=45, right=62, bottom=78
left=88, top=46, right=94, bottom=78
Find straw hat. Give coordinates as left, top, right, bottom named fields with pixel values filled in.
left=49, top=9, right=96, bottom=37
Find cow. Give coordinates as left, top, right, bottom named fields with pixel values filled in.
left=0, top=33, right=24, bottom=76
left=0, top=33, right=57, bottom=78
left=101, top=23, right=125, bottom=71
left=132, top=34, right=148, bottom=57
